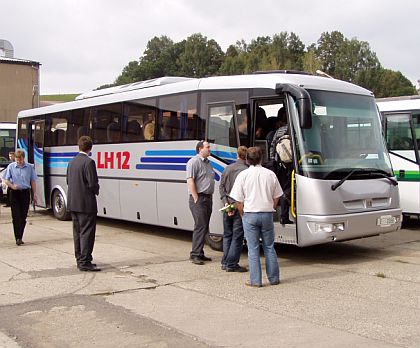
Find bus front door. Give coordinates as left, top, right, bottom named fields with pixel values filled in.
left=31, top=120, right=47, bottom=208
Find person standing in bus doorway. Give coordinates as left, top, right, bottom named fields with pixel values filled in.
left=219, top=146, right=248, bottom=272
left=186, top=141, right=215, bottom=265
left=67, top=136, right=101, bottom=272
left=3, top=151, right=16, bottom=207
left=2, top=149, right=37, bottom=246
left=229, top=147, right=282, bottom=287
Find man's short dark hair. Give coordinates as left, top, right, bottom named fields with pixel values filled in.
left=246, top=147, right=262, bottom=166
left=78, top=136, right=93, bottom=152
left=196, top=141, right=205, bottom=153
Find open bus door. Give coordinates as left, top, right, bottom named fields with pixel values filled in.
left=251, top=97, right=299, bottom=245
left=29, top=120, right=48, bottom=208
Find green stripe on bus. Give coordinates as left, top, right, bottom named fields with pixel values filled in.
left=393, top=170, right=420, bottom=182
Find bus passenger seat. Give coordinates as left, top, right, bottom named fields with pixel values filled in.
left=125, top=120, right=142, bottom=141
left=77, top=126, right=89, bottom=139
left=107, top=122, right=121, bottom=143
left=55, top=129, right=66, bottom=146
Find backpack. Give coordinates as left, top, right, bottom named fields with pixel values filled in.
left=276, top=135, right=293, bottom=163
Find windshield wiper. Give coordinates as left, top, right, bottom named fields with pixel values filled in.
left=331, top=168, right=397, bottom=191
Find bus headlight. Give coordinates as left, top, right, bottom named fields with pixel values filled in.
left=314, top=222, right=345, bottom=233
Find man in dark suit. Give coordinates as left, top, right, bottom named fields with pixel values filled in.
left=67, top=136, right=101, bottom=272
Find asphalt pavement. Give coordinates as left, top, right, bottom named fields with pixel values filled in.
left=0, top=205, right=419, bottom=347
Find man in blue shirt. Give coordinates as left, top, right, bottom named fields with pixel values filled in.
left=2, top=149, right=37, bottom=245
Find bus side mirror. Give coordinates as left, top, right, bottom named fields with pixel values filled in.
left=276, top=83, right=312, bottom=129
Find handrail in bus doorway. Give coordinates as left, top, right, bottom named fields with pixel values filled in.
left=291, top=170, right=296, bottom=218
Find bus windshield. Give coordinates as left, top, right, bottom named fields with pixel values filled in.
left=291, top=91, right=393, bottom=180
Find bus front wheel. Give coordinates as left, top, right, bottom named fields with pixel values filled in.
left=52, top=190, right=71, bottom=221
left=205, top=234, right=223, bottom=251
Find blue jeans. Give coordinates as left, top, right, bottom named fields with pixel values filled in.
left=242, top=212, right=279, bottom=285
left=222, top=212, right=244, bottom=269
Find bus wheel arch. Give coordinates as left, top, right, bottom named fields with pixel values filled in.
left=205, top=234, right=223, bottom=251
left=51, top=188, right=71, bottom=221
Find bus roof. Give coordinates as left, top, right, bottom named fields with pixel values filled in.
left=377, top=95, right=420, bottom=112
left=0, top=122, right=17, bottom=129
left=18, top=72, right=373, bottom=118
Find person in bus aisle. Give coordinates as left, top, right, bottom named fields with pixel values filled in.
left=255, top=106, right=268, bottom=140
left=66, top=136, right=101, bottom=272
left=143, top=120, right=155, bottom=140
left=219, top=146, right=248, bottom=273
left=3, top=151, right=16, bottom=207
left=186, top=141, right=215, bottom=265
left=270, top=107, right=293, bottom=225
left=229, top=147, right=282, bottom=287
left=2, top=149, right=37, bottom=246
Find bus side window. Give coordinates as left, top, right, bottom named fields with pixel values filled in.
left=55, top=129, right=66, bottom=146
left=107, top=122, right=121, bottom=143
left=77, top=126, right=89, bottom=139
left=124, top=120, right=142, bottom=142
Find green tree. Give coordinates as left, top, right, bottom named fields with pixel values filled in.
left=114, top=61, right=141, bottom=85
left=357, top=68, right=416, bottom=97
left=303, top=44, right=322, bottom=74
left=178, top=33, right=224, bottom=77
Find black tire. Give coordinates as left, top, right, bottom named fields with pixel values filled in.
left=52, top=189, right=71, bottom=221
left=205, top=234, right=223, bottom=251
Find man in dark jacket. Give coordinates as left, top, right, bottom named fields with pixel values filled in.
left=219, top=146, right=248, bottom=272
left=67, top=136, right=100, bottom=271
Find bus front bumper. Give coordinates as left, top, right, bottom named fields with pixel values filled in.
left=296, top=208, right=402, bottom=247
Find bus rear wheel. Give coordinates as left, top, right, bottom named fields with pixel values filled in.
left=205, top=234, right=223, bottom=251
left=52, top=190, right=71, bottom=221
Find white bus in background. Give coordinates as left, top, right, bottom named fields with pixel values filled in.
left=0, top=122, right=16, bottom=199
left=16, top=72, right=401, bottom=250
left=377, top=95, right=420, bottom=218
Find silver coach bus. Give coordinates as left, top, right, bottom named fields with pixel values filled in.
left=16, top=71, right=401, bottom=249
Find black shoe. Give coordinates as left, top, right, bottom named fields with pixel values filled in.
left=16, top=239, right=24, bottom=246
left=78, top=262, right=97, bottom=269
left=190, top=257, right=205, bottom=265
left=199, top=255, right=212, bottom=262
left=79, top=265, right=101, bottom=272
left=226, top=266, right=248, bottom=272
left=280, top=218, right=293, bottom=225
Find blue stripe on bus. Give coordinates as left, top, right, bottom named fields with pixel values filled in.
left=136, top=164, right=187, bottom=171
left=140, top=157, right=190, bottom=164
left=45, top=152, right=79, bottom=158
left=47, top=157, right=72, bottom=163
left=145, top=150, right=196, bottom=157
left=135, top=163, right=221, bottom=181
left=18, top=138, right=27, bottom=151
left=211, top=150, right=237, bottom=159
left=49, top=163, right=69, bottom=168
left=210, top=161, right=225, bottom=174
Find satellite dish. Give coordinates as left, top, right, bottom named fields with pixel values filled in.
left=0, top=39, right=14, bottom=58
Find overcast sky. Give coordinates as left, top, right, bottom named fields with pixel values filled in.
left=1, top=0, right=419, bottom=94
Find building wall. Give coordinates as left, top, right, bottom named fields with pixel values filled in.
left=0, top=62, right=40, bottom=122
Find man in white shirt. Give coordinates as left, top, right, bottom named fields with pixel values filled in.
left=229, top=147, right=282, bottom=287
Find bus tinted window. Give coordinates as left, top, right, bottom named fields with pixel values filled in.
left=123, top=100, right=157, bottom=142
left=92, top=103, right=122, bottom=144
left=157, top=93, right=198, bottom=141
left=47, top=112, right=68, bottom=146
left=208, top=103, right=237, bottom=147
left=67, top=108, right=90, bottom=145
